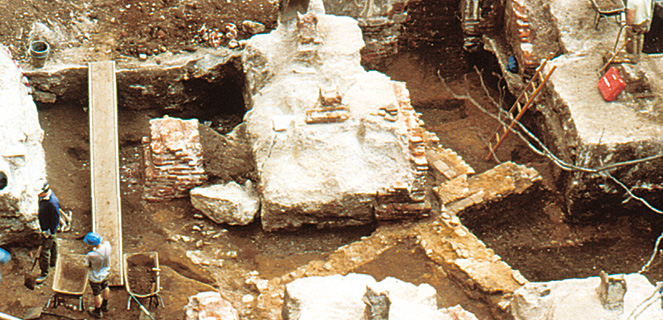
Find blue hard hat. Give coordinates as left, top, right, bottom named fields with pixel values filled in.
left=84, top=232, right=102, bottom=246
left=0, top=248, right=10, bottom=264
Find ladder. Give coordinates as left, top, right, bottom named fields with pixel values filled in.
left=485, top=58, right=557, bottom=161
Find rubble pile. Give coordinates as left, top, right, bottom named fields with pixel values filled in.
left=184, top=291, right=239, bottom=320
left=142, top=116, right=207, bottom=201
left=0, top=45, right=46, bottom=244
left=242, top=0, right=436, bottom=230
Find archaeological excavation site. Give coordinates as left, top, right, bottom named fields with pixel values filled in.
left=2, top=0, right=663, bottom=319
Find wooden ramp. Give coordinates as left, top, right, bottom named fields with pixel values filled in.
left=88, top=61, right=123, bottom=286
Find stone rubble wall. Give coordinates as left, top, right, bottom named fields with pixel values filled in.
left=142, top=117, right=207, bottom=201
left=0, top=45, right=46, bottom=244
left=24, top=48, right=242, bottom=111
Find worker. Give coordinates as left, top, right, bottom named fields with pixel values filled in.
left=0, top=248, right=10, bottom=282
left=36, top=182, right=59, bottom=284
left=84, top=232, right=111, bottom=318
left=625, top=0, right=653, bottom=58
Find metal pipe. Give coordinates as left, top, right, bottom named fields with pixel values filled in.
left=0, top=311, right=22, bottom=320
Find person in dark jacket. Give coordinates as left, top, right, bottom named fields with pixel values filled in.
left=36, top=182, right=60, bottom=284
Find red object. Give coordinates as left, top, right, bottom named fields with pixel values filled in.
left=598, top=67, right=626, bottom=102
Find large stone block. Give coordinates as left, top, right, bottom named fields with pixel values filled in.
left=242, top=0, right=433, bottom=231
left=190, top=181, right=259, bottom=225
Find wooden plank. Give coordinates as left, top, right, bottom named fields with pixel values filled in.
left=88, top=61, right=123, bottom=286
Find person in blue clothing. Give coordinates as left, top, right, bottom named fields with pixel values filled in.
left=36, top=182, right=60, bottom=284
left=0, top=248, right=10, bottom=282
left=84, top=232, right=111, bottom=318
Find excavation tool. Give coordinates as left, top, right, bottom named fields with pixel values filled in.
left=23, top=245, right=42, bottom=290
left=130, top=293, right=156, bottom=320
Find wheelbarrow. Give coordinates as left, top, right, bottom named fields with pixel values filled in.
left=45, top=253, right=89, bottom=311
left=124, top=251, right=164, bottom=310
left=590, top=0, right=625, bottom=29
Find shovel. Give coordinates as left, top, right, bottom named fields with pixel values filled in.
left=23, top=245, right=42, bottom=290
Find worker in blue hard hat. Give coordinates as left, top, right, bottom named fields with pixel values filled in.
left=84, top=232, right=111, bottom=318
left=36, top=182, right=60, bottom=284
left=0, top=248, right=10, bottom=282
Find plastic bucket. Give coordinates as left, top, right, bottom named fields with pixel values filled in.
left=29, top=41, right=50, bottom=68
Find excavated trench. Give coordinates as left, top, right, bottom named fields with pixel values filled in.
left=6, top=0, right=663, bottom=318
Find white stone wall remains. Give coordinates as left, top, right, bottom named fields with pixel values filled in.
left=0, top=45, right=46, bottom=244
left=242, top=0, right=433, bottom=230
left=282, top=273, right=479, bottom=320
left=510, top=273, right=663, bottom=320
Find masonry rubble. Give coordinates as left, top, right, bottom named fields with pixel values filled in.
left=509, top=273, right=663, bottom=320
left=190, top=180, right=260, bottom=225
left=0, top=45, right=46, bottom=244
left=282, top=273, right=479, bottom=320
left=241, top=0, right=435, bottom=231
left=184, top=291, right=239, bottom=320
left=142, top=116, right=208, bottom=201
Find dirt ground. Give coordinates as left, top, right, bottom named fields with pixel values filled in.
left=0, top=0, right=278, bottom=63
left=3, top=0, right=663, bottom=319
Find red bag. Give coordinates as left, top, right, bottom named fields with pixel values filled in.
left=598, top=67, right=626, bottom=102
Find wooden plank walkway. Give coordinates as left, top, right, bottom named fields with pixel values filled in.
left=88, top=61, right=123, bottom=286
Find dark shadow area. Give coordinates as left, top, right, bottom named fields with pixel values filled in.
left=643, top=6, right=663, bottom=53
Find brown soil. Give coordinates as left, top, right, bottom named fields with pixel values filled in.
left=0, top=0, right=278, bottom=63
left=57, top=258, right=88, bottom=294
left=127, top=254, right=157, bottom=296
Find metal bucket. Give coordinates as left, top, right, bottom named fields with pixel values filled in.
left=29, top=41, right=50, bottom=68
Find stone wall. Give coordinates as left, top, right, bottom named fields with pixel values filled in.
left=0, top=45, right=47, bottom=244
